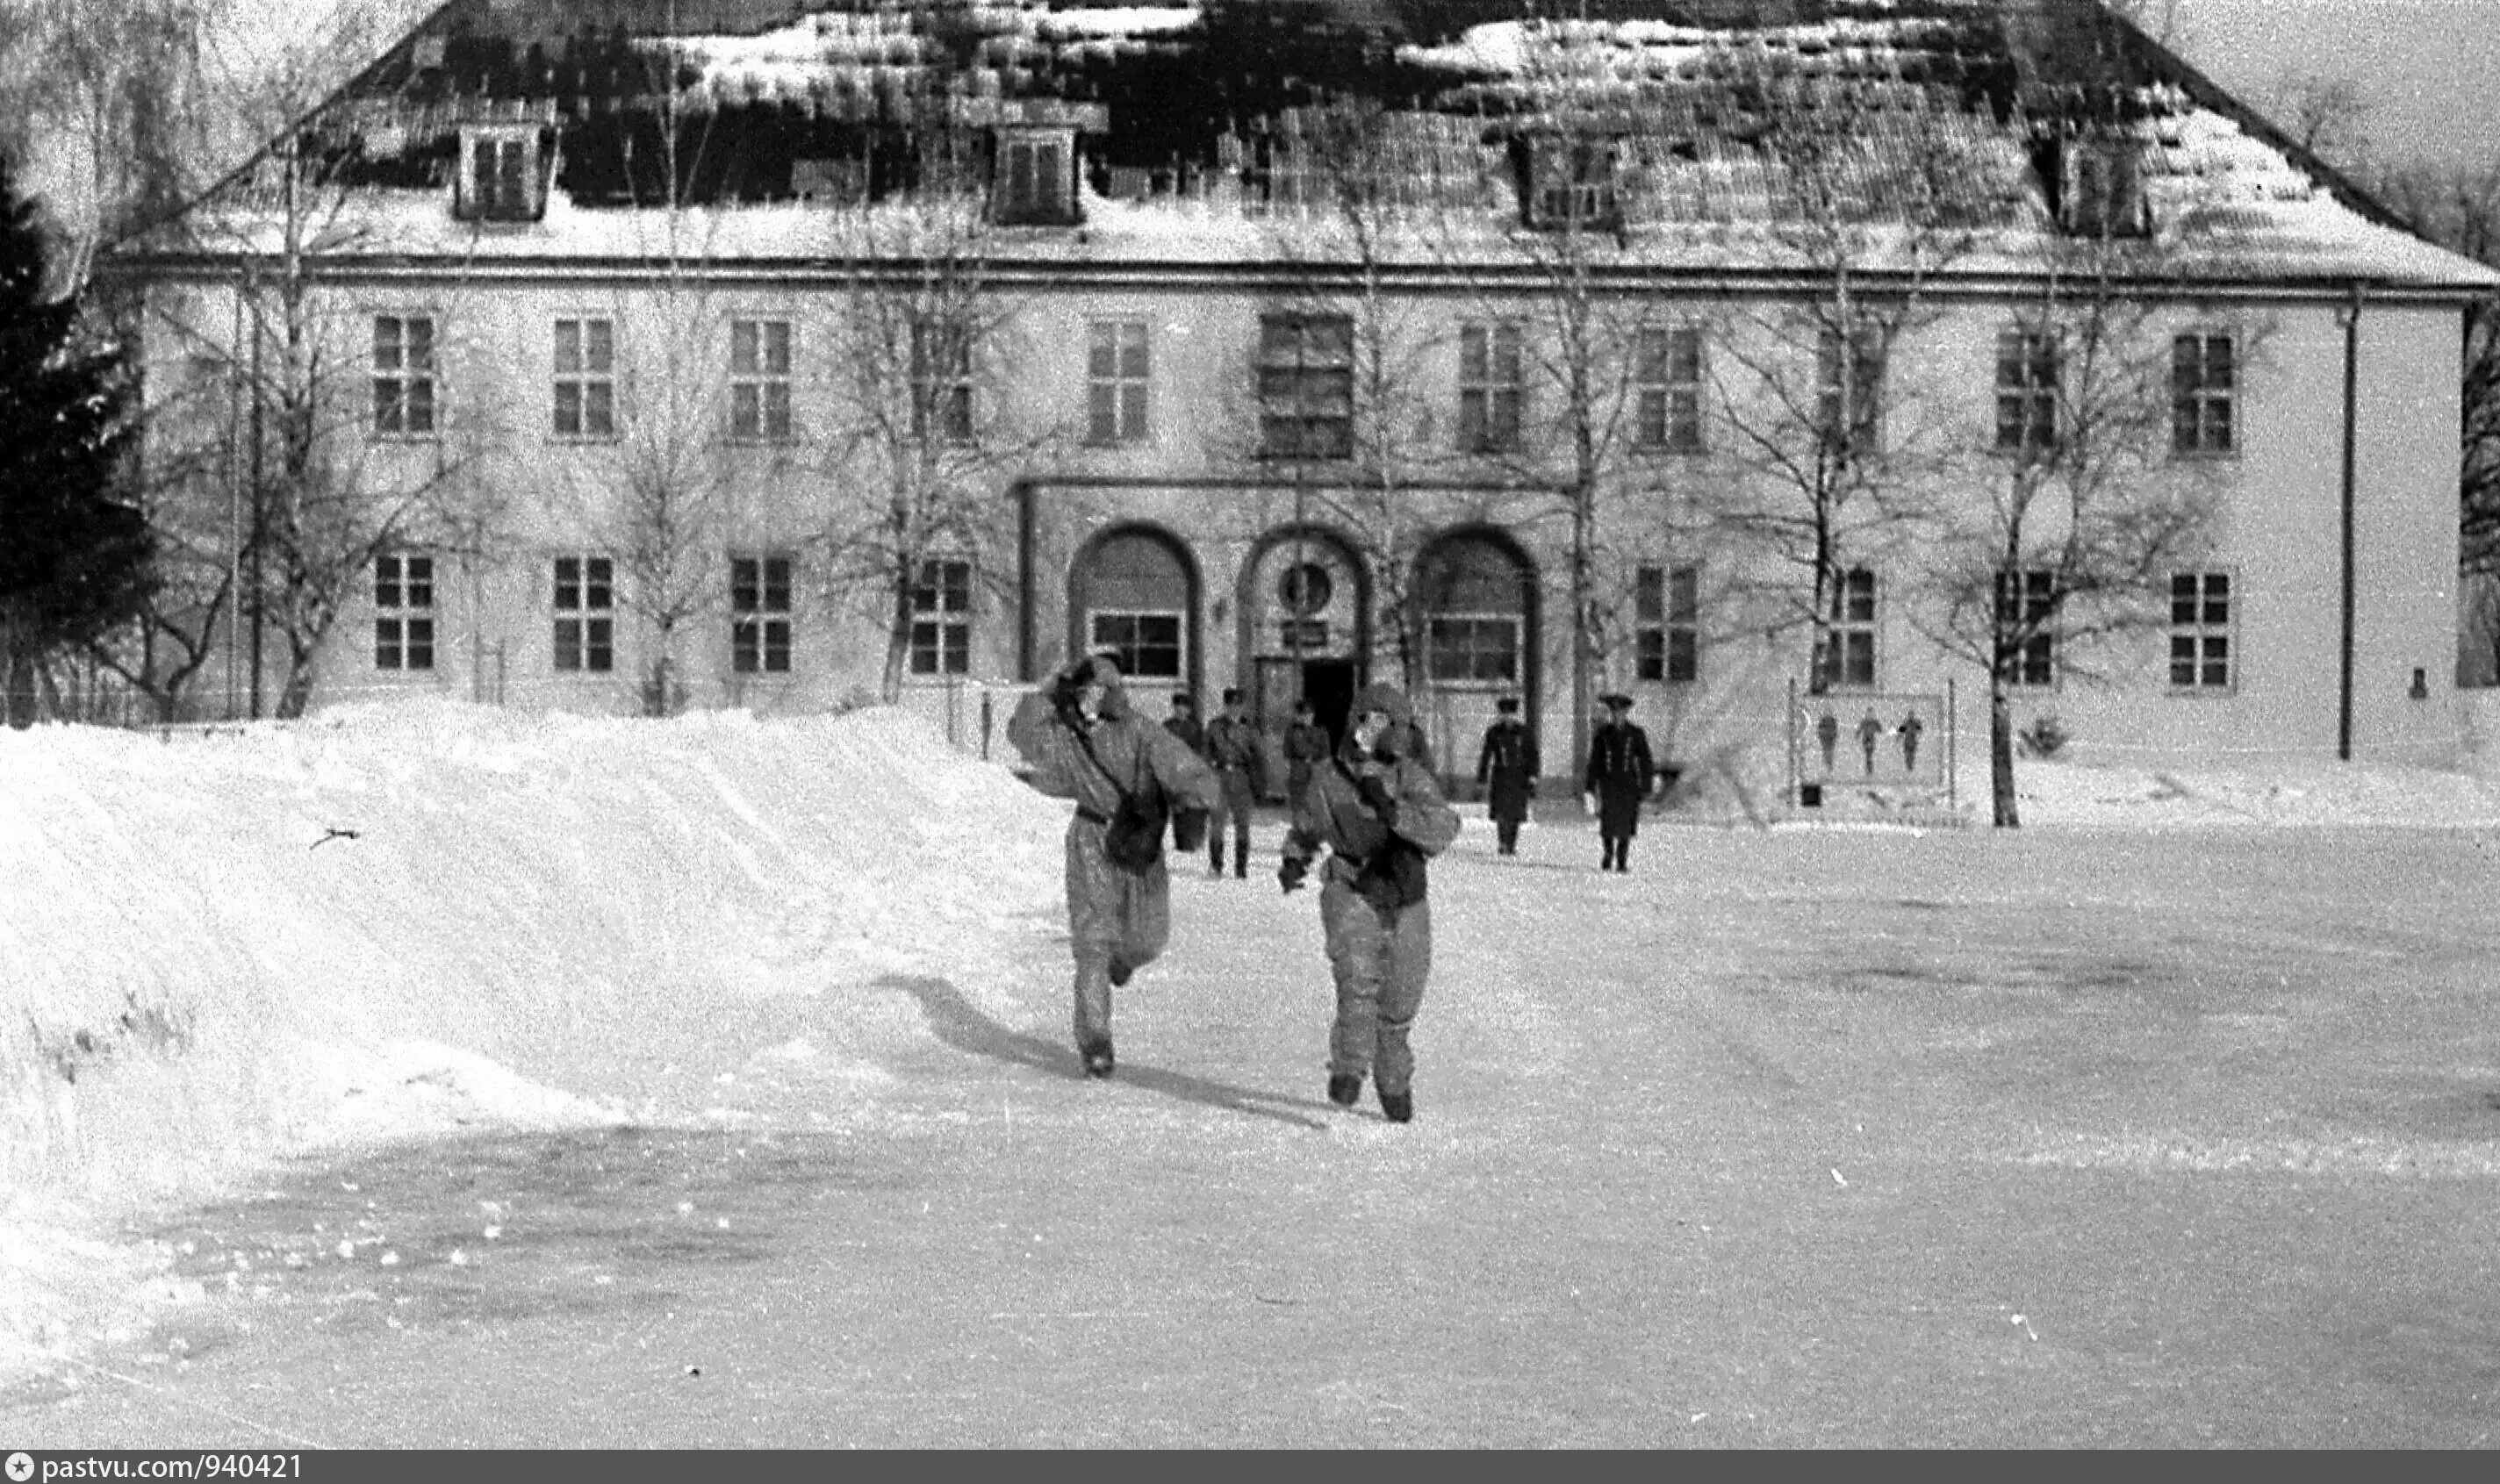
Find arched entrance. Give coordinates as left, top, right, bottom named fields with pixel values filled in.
left=1240, top=526, right=1367, bottom=746
left=1068, top=526, right=1199, bottom=693
left=1413, top=529, right=1538, bottom=772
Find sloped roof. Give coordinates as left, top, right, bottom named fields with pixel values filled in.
left=148, top=0, right=2497, bottom=292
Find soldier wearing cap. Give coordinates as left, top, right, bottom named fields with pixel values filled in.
left=1582, top=691, right=1658, bottom=874
left=1162, top=690, right=1204, bottom=756
left=1276, top=680, right=1461, bottom=1124
left=1282, top=698, right=1330, bottom=806
left=1201, top=687, right=1266, bottom=878
left=1474, top=695, right=1540, bottom=856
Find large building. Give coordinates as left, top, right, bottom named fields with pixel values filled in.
left=118, top=0, right=2496, bottom=802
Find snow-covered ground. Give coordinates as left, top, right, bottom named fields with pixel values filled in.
left=5, top=697, right=2500, bottom=1394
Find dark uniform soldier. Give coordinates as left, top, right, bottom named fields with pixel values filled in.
left=1008, top=653, right=1221, bottom=1079
left=1282, top=699, right=1331, bottom=807
left=1201, top=688, right=1266, bottom=878
left=1278, top=682, right=1461, bottom=1124
left=1473, top=695, right=1540, bottom=856
left=1582, top=692, right=1657, bottom=874
left=1162, top=691, right=1204, bottom=756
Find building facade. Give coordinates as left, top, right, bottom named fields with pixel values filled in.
left=119, top=0, right=2497, bottom=799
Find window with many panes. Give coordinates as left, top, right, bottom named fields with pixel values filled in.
left=1257, top=312, right=1354, bottom=461
left=994, top=129, right=1075, bottom=226
left=1995, top=328, right=2060, bottom=454
left=910, top=320, right=973, bottom=442
left=1635, top=326, right=1704, bottom=452
left=553, top=319, right=616, bottom=439
left=1426, top=616, right=1520, bottom=685
left=1816, top=566, right=1877, bottom=691
left=1088, top=611, right=1183, bottom=681
left=553, top=556, right=614, bottom=673
left=1635, top=563, right=1699, bottom=684
left=731, top=556, right=792, bottom=674
left=729, top=319, right=793, bottom=441
left=1531, top=136, right=1619, bottom=229
left=373, top=555, right=435, bottom=670
left=910, top=558, right=973, bottom=676
left=2172, top=332, right=2236, bottom=455
left=459, top=128, right=538, bottom=221
left=1087, top=321, right=1149, bottom=445
left=371, top=315, right=435, bottom=436
left=2170, top=571, right=2233, bottom=689
left=1995, top=569, right=2058, bottom=687
left=1819, top=323, right=1885, bottom=453
left=1458, top=322, right=1525, bottom=454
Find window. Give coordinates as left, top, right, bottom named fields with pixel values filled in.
left=1530, top=136, right=1618, bottom=229
left=1088, top=611, right=1183, bottom=681
left=911, top=320, right=973, bottom=443
left=2170, top=571, right=2233, bottom=689
left=995, top=129, right=1075, bottom=226
left=1994, top=328, right=2059, bottom=454
left=729, top=319, right=794, bottom=442
left=1257, top=312, right=1354, bottom=461
left=909, top=558, right=973, bottom=676
left=1426, top=616, right=1520, bottom=684
left=371, top=315, right=435, bottom=436
left=1635, top=563, right=1699, bottom=685
left=1819, top=324, right=1885, bottom=453
left=373, top=555, right=435, bottom=671
left=2060, top=138, right=2146, bottom=239
left=1816, top=566, right=1877, bottom=691
left=731, top=556, right=792, bottom=675
left=1635, top=326, right=1704, bottom=452
left=553, top=318, right=616, bottom=440
left=2172, top=332, right=2236, bottom=455
left=459, top=128, right=538, bottom=221
left=1458, top=322, right=1526, bottom=454
left=1087, top=320, right=1149, bottom=445
left=1996, top=569, right=2058, bottom=687
left=553, top=556, right=614, bottom=673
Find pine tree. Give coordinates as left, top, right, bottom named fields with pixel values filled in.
left=0, top=157, right=151, bottom=727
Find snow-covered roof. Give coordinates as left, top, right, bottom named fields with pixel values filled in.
left=128, top=0, right=2500, bottom=293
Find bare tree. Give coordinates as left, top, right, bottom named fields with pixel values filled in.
left=1242, top=99, right=1501, bottom=695
left=2269, top=68, right=2374, bottom=175
left=2374, top=161, right=2500, bottom=680
left=1699, top=60, right=2028, bottom=700
left=1914, top=219, right=2235, bottom=827
left=815, top=112, right=1054, bottom=702
left=130, top=19, right=503, bottom=719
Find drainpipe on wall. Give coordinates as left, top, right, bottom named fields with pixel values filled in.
left=1017, top=480, right=1038, bottom=683
left=2339, top=279, right=2364, bottom=762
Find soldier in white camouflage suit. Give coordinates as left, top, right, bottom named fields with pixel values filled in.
left=1276, top=681, right=1460, bottom=1123
left=1009, top=653, right=1220, bottom=1079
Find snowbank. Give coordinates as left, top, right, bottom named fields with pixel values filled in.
left=0, top=699, right=1063, bottom=1377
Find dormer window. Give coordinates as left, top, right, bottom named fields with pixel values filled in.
left=1528, top=135, right=1620, bottom=231
left=459, top=126, right=542, bottom=223
left=2054, top=135, right=2147, bottom=240
left=994, top=128, right=1076, bottom=226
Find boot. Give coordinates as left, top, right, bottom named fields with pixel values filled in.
left=1378, top=1089, right=1413, bottom=1123
left=1614, top=840, right=1631, bottom=875
left=1210, top=841, right=1225, bottom=878
left=1327, top=1073, right=1362, bottom=1108
left=1080, top=1039, right=1116, bottom=1079
left=1233, top=838, right=1249, bottom=879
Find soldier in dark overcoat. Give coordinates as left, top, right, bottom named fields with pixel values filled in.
left=1201, top=688, right=1266, bottom=878
left=1008, top=653, right=1221, bottom=1078
left=1581, top=692, right=1658, bottom=874
left=1473, top=695, right=1540, bottom=856
left=1282, top=699, right=1331, bottom=807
